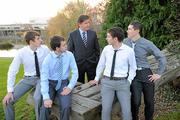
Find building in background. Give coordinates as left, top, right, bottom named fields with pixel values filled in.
left=0, top=18, right=48, bottom=42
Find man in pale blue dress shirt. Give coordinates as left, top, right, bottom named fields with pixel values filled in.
left=40, top=35, right=78, bottom=120
left=2, top=31, right=50, bottom=120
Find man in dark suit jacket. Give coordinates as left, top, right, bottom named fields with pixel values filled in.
left=67, top=15, right=100, bottom=83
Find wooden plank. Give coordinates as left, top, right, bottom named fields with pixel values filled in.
left=73, top=83, right=91, bottom=94
left=71, top=101, right=89, bottom=115
left=72, top=94, right=101, bottom=114
left=78, top=85, right=100, bottom=97
left=89, top=93, right=101, bottom=102
left=155, top=67, right=180, bottom=90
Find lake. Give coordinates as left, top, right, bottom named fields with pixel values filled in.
left=0, top=49, right=18, bottom=57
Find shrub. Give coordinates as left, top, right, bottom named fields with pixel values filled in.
left=0, top=42, right=14, bottom=50
left=100, top=0, right=178, bottom=49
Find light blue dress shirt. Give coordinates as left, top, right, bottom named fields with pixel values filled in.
left=41, top=50, right=78, bottom=100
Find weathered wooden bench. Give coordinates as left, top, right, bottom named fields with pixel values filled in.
left=27, top=49, right=180, bottom=120
left=27, top=82, right=102, bottom=120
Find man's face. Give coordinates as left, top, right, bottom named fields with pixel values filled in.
left=106, top=33, right=115, bottom=45
left=79, top=19, right=91, bottom=31
left=31, top=36, right=42, bottom=47
left=127, top=25, right=139, bottom=39
left=56, top=41, right=67, bottom=53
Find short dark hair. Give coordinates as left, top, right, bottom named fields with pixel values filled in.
left=77, top=15, right=90, bottom=23
left=24, top=31, right=40, bottom=44
left=50, top=35, right=65, bottom=51
left=107, top=27, right=125, bottom=42
left=130, top=21, right=142, bottom=31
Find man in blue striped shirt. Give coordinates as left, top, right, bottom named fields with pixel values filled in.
left=40, top=36, right=78, bottom=120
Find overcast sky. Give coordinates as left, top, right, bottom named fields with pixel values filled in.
left=0, top=0, right=103, bottom=24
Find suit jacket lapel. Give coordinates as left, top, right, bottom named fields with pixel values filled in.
left=86, top=30, right=91, bottom=48
left=76, top=30, right=85, bottom=47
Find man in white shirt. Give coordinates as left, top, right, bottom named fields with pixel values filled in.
left=89, top=27, right=137, bottom=120
left=2, top=31, right=49, bottom=120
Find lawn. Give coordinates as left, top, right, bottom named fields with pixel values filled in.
left=0, top=57, right=35, bottom=120
left=0, top=57, right=179, bottom=120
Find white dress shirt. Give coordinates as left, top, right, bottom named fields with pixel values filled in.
left=7, top=45, right=49, bottom=92
left=94, top=44, right=137, bottom=84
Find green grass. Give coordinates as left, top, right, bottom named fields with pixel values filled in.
left=0, top=57, right=35, bottom=120
left=155, top=104, right=180, bottom=120
left=0, top=57, right=179, bottom=120
left=155, top=112, right=180, bottom=120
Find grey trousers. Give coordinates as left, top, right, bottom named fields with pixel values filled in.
left=39, top=80, right=71, bottom=120
left=101, top=77, right=132, bottom=120
left=3, top=76, right=41, bottom=120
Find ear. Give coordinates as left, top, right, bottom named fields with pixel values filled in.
left=114, top=37, right=118, bottom=41
left=136, top=29, right=140, bottom=33
left=77, top=23, right=81, bottom=27
left=29, top=40, right=34, bottom=44
left=55, top=47, right=59, bottom=51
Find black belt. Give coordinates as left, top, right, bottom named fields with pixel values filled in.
left=103, top=75, right=127, bottom=80
left=49, top=79, right=68, bottom=82
left=24, top=75, right=39, bottom=78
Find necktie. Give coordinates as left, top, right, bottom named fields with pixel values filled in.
left=82, top=32, right=87, bottom=47
left=110, top=50, right=118, bottom=80
left=55, top=55, right=63, bottom=90
left=34, top=52, right=40, bottom=77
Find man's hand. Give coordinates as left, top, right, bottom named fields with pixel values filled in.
left=3, top=92, right=14, bottom=105
left=61, top=87, right=71, bottom=96
left=44, top=99, right=52, bottom=108
left=148, top=74, right=161, bottom=82
left=89, top=80, right=99, bottom=86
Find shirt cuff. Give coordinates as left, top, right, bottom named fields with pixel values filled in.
left=67, top=84, right=73, bottom=90
left=94, top=76, right=100, bottom=81
left=43, top=94, right=50, bottom=100
left=7, top=87, right=14, bottom=92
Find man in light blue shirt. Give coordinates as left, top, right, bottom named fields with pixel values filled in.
left=40, top=35, right=78, bottom=120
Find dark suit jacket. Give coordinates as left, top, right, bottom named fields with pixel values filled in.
left=67, top=29, right=100, bottom=66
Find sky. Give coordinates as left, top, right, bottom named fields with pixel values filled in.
left=0, top=0, right=103, bottom=24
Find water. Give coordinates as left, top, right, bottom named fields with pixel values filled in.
left=0, top=49, right=18, bottom=57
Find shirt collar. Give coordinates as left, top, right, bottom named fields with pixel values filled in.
left=51, top=51, right=66, bottom=58
left=27, top=45, right=41, bottom=54
left=111, top=43, right=126, bottom=51
left=130, top=37, right=142, bottom=43
left=79, top=28, right=87, bottom=35
left=27, top=46, right=35, bottom=54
